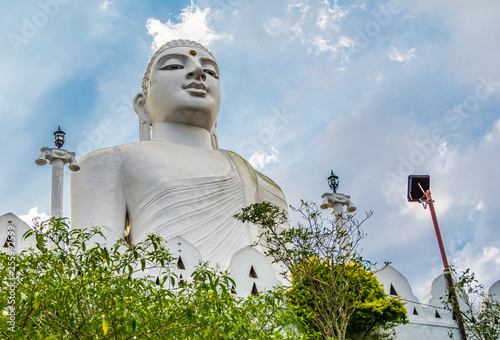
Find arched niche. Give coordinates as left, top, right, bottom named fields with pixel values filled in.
left=0, top=213, right=35, bottom=253
left=228, top=246, right=281, bottom=297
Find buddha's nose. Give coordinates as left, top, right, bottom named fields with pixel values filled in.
left=187, top=60, right=206, bottom=80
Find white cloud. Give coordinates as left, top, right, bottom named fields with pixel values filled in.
left=146, top=2, right=232, bottom=51
left=265, top=0, right=349, bottom=58
left=368, top=71, right=384, bottom=84
left=286, top=0, right=310, bottom=15
left=309, top=36, right=332, bottom=54
left=316, top=1, right=348, bottom=31
left=482, top=247, right=499, bottom=263
left=100, top=1, right=112, bottom=10
left=290, top=21, right=303, bottom=36
left=484, top=119, right=500, bottom=144
left=19, top=207, right=49, bottom=227
left=452, top=246, right=500, bottom=293
left=467, top=200, right=485, bottom=222
left=352, top=3, right=366, bottom=10
left=264, top=18, right=284, bottom=36
left=249, top=147, right=279, bottom=170
left=412, top=1, right=500, bottom=82
left=316, top=9, right=330, bottom=30
left=308, top=35, right=354, bottom=56
left=388, top=46, right=416, bottom=63
left=338, top=36, right=354, bottom=48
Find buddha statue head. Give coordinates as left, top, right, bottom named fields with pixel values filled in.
left=133, top=40, right=221, bottom=145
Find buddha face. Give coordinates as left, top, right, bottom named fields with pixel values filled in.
left=139, top=45, right=221, bottom=132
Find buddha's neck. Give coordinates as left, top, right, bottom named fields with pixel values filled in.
left=151, top=122, right=213, bottom=149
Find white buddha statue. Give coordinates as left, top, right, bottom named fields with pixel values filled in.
left=70, top=40, right=288, bottom=272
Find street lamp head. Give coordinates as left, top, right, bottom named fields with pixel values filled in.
left=327, top=170, right=339, bottom=193
left=407, top=175, right=430, bottom=202
left=54, top=126, right=66, bottom=148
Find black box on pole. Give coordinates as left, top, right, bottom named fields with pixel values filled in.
left=407, top=175, right=430, bottom=202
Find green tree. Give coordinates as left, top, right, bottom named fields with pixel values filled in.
left=442, top=267, right=500, bottom=340
left=288, top=259, right=407, bottom=339
left=0, top=217, right=303, bottom=339
left=234, top=201, right=408, bottom=340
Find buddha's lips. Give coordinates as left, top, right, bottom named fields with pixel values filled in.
left=184, top=82, right=207, bottom=91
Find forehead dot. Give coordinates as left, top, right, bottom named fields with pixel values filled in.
left=189, top=50, right=197, bottom=56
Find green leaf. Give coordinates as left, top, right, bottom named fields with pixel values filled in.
left=130, top=316, right=136, bottom=332
left=102, top=317, right=109, bottom=335
left=36, top=234, right=44, bottom=250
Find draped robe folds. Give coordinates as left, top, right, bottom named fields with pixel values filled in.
left=70, top=141, right=288, bottom=269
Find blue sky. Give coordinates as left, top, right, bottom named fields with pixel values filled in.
left=1, top=0, right=500, bottom=299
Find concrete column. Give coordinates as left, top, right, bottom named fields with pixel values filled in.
left=51, top=158, right=65, bottom=217
left=36, top=148, right=80, bottom=218
left=333, top=201, right=350, bottom=254
left=321, top=192, right=356, bottom=257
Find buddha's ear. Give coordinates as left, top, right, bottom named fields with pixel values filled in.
left=133, top=92, right=147, bottom=118
left=134, top=92, right=152, bottom=141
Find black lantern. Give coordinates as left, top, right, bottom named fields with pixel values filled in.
left=327, top=170, right=339, bottom=193
left=54, top=126, right=66, bottom=148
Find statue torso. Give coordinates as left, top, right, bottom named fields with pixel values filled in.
left=120, top=141, right=254, bottom=266
left=121, top=141, right=233, bottom=215
left=72, top=140, right=287, bottom=268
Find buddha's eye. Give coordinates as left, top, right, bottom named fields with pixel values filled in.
left=203, top=69, right=219, bottom=79
left=160, top=64, right=184, bottom=70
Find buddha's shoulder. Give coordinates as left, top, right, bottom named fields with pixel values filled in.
left=219, top=150, right=273, bottom=180
left=79, top=141, right=223, bottom=166
left=78, top=142, right=148, bottom=166
left=219, top=149, right=285, bottom=198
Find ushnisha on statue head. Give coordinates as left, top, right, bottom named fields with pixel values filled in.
left=133, top=40, right=220, bottom=146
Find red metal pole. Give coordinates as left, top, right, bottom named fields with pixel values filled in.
left=426, top=190, right=450, bottom=270
left=425, top=190, right=467, bottom=340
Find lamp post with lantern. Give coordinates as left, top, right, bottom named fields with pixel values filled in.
left=36, top=127, right=80, bottom=217
left=320, top=170, right=356, bottom=255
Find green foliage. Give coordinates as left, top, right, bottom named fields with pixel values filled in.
left=235, top=201, right=408, bottom=340
left=443, top=267, right=500, bottom=340
left=0, top=217, right=303, bottom=339
left=345, top=267, right=408, bottom=339
left=287, top=260, right=407, bottom=340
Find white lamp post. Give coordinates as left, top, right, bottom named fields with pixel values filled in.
left=320, top=171, right=356, bottom=255
left=36, top=127, right=80, bottom=217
